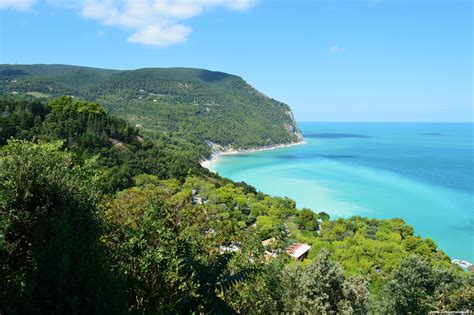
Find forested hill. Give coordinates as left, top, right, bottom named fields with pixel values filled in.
left=0, top=64, right=302, bottom=150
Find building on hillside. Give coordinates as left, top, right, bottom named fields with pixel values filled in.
left=286, top=243, right=311, bottom=260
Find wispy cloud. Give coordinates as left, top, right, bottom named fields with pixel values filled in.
left=0, top=0, right=37, bottom=10
left=1, top=0, right=257, bottom=47
left=127, top=24, right=191, bottom=47
left=329, top=45, right=345, bottom=53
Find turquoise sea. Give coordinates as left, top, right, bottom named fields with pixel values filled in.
left=210, top=123, right=474, bottom=261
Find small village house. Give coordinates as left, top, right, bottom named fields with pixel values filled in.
left=286, top=243, right=311, bottom=260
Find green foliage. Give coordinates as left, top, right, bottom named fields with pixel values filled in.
left=0, top=97, right=470, bottom=314
left=379, top=256, right=436, bottom=314
left=133, top=173, right=159, bottom=186
left=50, top=96, right=106, bottom=115
left=281, top=249, right=369, bottom=313
left=373, top=256, right=474, bottom=314
left=318, top=211, right=330, bottom=222
left=0, top=96, right=48, bottom=145
left=102, top=184, right=268, bottom=313
left=0, top=96, right=211, bottom=192
left=309, top=217, right=454, bottom=277
left=0, top=140, right=121, bottom=313
left=256, top=216, right=277, bottom=239
left=102, top=186, right=199, bottom=313
left=296, top=208, right=319, bottom=231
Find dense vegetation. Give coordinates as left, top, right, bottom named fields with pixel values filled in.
left=1, top=96, right=472, bottom=314
left=0, top=96, right=211, bottom=191
left=0, top=64, right=302, bottom=150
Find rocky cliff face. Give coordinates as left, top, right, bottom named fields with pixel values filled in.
left=285, top=110, right=303, bottom=141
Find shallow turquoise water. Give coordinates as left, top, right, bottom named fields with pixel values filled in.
left=210, top=123, right=474, bottom=261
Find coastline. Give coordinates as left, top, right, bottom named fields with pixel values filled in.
left=199, top=123, right=474, bottom=262
left=200, top=140, right=306, bottom=170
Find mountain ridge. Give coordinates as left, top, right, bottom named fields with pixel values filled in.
left=0, top=64, right=303, bottom=153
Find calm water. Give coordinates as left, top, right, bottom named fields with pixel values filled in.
left=210, top=123, right=474, bottom=261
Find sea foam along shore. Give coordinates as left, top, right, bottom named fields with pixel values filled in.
left=200, top=140, right=306, bottom=171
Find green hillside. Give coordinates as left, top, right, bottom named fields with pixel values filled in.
left=0, top=64, right=302, bottom=151
left=1, top=96, right=471, bottom=314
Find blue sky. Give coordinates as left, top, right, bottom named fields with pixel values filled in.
left=0, top=0, right=472, bottom=122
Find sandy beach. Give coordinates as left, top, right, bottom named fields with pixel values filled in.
left=200, top=140, right=306, bottom=170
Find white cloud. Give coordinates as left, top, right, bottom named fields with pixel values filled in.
left=77, top=0, right=256, bottom=47
left=127, top=23, right=191, bottom=46
left=0, top=0, right=37, bottom=10
left=1, top=0, right=256, bottom=46
left=329, top=45, right=345, bottom=53
left=60, top=0, right=257, bottom=47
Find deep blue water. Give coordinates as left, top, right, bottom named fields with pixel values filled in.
left=209, top=122, right=474, bottom=261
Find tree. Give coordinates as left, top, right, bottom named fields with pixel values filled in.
left=376, top=255, right=435, bottom=314
left=318, top=211, right=330, bottom=222
left=296, top=208, right=319, bottom=231
left=103, top=185, right=263, bottom=314
left=76, top=100, right=106, bottom=115
left=281, top=249, right=368, bottom=313
left=432, top=268, right=474, bottom=312
left=0, top=140, right=120, bottom=314
left=133, top=173, right=159, bottom=186
left=223, top=255, right=287, bottom=313
left=102, top=186, right=198, bottom=313
left=256, top=216, right=276, bottom=239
